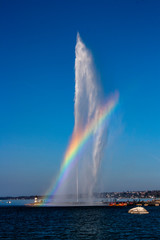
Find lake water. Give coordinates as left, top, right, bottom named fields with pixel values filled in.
left=0, top=205, right=160, bottom=239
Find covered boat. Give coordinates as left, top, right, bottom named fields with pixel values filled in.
left=128, top=207, right=149, bottom=214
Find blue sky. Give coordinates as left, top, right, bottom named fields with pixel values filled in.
left=0, top=0, right=160, bottom=196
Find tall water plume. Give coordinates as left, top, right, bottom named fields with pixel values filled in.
left=46, top=33, right=118, bottom=202
left=74, top=33, right=106, bottom=197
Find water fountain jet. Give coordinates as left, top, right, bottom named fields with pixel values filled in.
left=40, top=33, right=119, bottom=207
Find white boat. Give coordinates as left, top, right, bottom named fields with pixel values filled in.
left=128, top=207, right=149, bottom=214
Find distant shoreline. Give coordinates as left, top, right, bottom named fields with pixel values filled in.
left=1, top=190, right=160, bottom=200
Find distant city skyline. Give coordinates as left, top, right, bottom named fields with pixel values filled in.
left=0, top=0, right=160, bottom=196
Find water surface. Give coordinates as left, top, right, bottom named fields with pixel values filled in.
left=0, top=206, right=160, bottom=239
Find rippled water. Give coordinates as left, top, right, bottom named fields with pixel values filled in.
left=0, top=206, right=160, bottom=239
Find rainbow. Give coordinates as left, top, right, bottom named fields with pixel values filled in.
left=42, top=92, right=119, bottom=204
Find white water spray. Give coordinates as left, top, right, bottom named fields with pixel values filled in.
left=74, top=33, right=107, bottom=197
left=55, top=33, right=108, bottom=200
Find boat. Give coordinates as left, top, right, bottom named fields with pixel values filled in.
left=128, top=206, right=149, bottom=214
